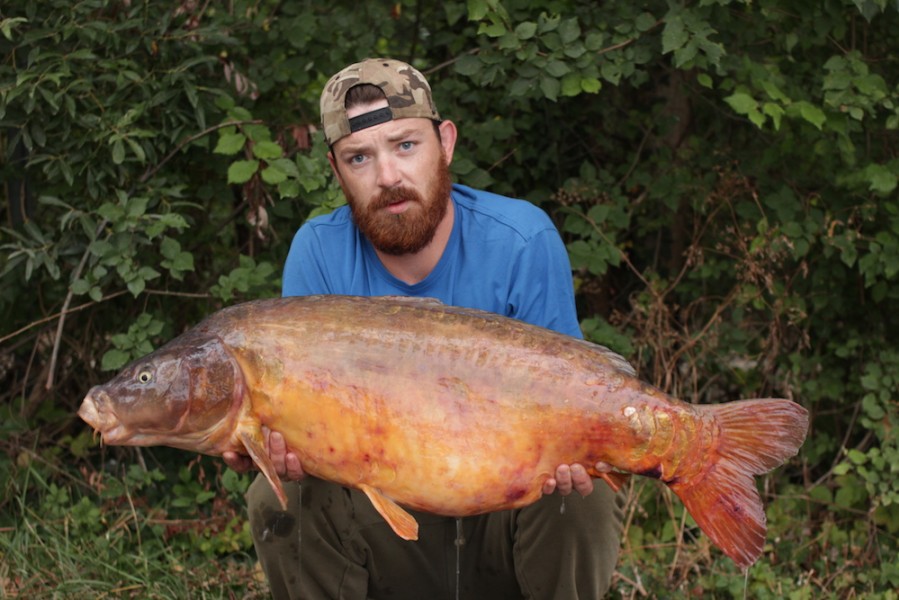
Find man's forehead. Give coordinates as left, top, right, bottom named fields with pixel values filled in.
left=333, top=116, right=435, bottom=152
left=346, top=99, right=389, bottom=120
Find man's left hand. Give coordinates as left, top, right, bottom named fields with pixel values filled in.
left=543, top=462, right=612, bottom=497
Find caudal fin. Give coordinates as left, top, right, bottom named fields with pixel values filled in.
left=669, top=398, right=808, bottom=568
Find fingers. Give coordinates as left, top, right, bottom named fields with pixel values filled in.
left=542, top=477, right=557, bottom=495
left=267, top=427, right=288, bottom=476
left=594, top=461, right=613, bottom=473
left=570, top=463, right=595, bottom=496
left=222, top=427, right=306, bottom=482
left=222, top=451, right=253, bottom=473
left=544, top=463, right=598, bottom=497
left=284, top=451, right=306, bottom=481
left=554, top=464, right=574, bottom=496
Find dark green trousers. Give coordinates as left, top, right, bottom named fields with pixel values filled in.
left=247, top=475, right=622, bottom=599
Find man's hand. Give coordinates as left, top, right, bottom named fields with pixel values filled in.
left=542, top=462, right=612, bottom=497
left=222, top=427, right=306, bottom=481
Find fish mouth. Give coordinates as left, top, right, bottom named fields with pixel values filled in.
left=78, top=389, right=133, bottom=444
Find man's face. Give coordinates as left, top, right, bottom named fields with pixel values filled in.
left=329, top=100, right=455, bottom=256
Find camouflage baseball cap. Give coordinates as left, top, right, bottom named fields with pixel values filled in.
left=320, top=58, right=441, bottom=146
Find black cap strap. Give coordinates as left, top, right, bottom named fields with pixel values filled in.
left=348, top=107, right=393, bottom=133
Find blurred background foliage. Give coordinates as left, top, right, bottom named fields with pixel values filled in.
left=2, top=0, right=898, bottom=597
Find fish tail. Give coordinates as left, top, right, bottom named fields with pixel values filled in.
left=669, top=398, right=808, bottom=568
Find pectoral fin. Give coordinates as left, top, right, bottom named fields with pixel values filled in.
left=359, top=484, right=419, bottom=540
left=238, top=427, right=288, bottom=510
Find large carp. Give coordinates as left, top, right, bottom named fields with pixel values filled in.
left=79, top=295, right=808, bottom=568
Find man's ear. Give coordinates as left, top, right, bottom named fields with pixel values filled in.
left=438, top=120, right=458, bottom=165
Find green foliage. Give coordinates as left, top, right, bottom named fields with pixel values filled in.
left=1, top=451, right=262, bottom=597
left=2, top=0, right=899, bottom=595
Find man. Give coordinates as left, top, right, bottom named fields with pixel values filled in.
left=224, top=58, right=622, bottom=599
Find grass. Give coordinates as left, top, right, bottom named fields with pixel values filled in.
left=2, top=442, right=897, bottom=598
left=1, top=447, right=268, bottom=599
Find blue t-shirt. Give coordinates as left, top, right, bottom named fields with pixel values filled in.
left=281, top=184, right=581, bottom=338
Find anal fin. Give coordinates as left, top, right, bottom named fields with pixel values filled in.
left=359, top=484, right=419, bottom=540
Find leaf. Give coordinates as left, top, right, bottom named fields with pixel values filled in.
left=515, top=21, right=537, bottom=40
left=724, top=92, right=758, bottom=115
left=127, top=278, right=146, bottom=297
left=581, top=77, right=601, bottom=94
left=852, top=0, right=883, bottom=22
left=227, top=160, right=259, bottom=184
left=545, top=59, right=570, bottom=78
left=796, top=101, right=827, bottom=130
left=561, top=74, right=582, bottom=97
left=558, top=17, right=581, bottom=45
left=214, top=132, right=247, bottom=155
left=662, top=15, right=688, bottom=54
left=252, top=140, right=283, bottom=160
left=635, top=12, right=657, bottom=33
left=261, top=164, right=287, bottom=184
left=455, top=54, right=482, bottom=77
left=160, top=237, right=180, bottom=259
left=278, top=179, right=300, bottom=199
left=540, top=76, right=560, bottom=102
left=70, top=278, right=90, bottom=295
left=865, top=164, right=898, bottom=194
left=467, top=0, right=489, bottom=21
left=111, top=139, right=125, bottom=164
left=101, top=349, right=131, bottom=371
left=763, top=102, right=785, bottom=130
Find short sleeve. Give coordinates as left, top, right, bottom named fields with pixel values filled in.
left=281, top=223, right=332, bottom=297
left=507, top=228, right=582, bottom=339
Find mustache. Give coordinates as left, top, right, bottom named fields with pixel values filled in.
left=373, top=187, right=421, bottom=209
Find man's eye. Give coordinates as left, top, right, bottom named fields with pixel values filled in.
left=399, top=141, right=414, bottom=151
left=350, top=154, right=365, bottom=164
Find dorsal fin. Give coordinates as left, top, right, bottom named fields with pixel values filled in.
left=376, top=295, right=444, bottom=306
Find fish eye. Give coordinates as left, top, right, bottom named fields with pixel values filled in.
left=137, top=370, right=153, bottom=384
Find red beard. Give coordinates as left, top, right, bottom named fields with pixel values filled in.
left=347, top=159, right=453, bottom=256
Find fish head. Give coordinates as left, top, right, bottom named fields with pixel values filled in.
left=78, top=331, right=245, bottom=454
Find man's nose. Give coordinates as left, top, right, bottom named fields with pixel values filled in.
left=375, top=156, right=401, bottom=188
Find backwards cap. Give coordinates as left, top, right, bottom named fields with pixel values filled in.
left=320, top=58, right=440, bottom=146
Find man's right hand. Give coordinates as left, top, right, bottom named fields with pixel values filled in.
left=222, top=426, right=307, bottom=481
